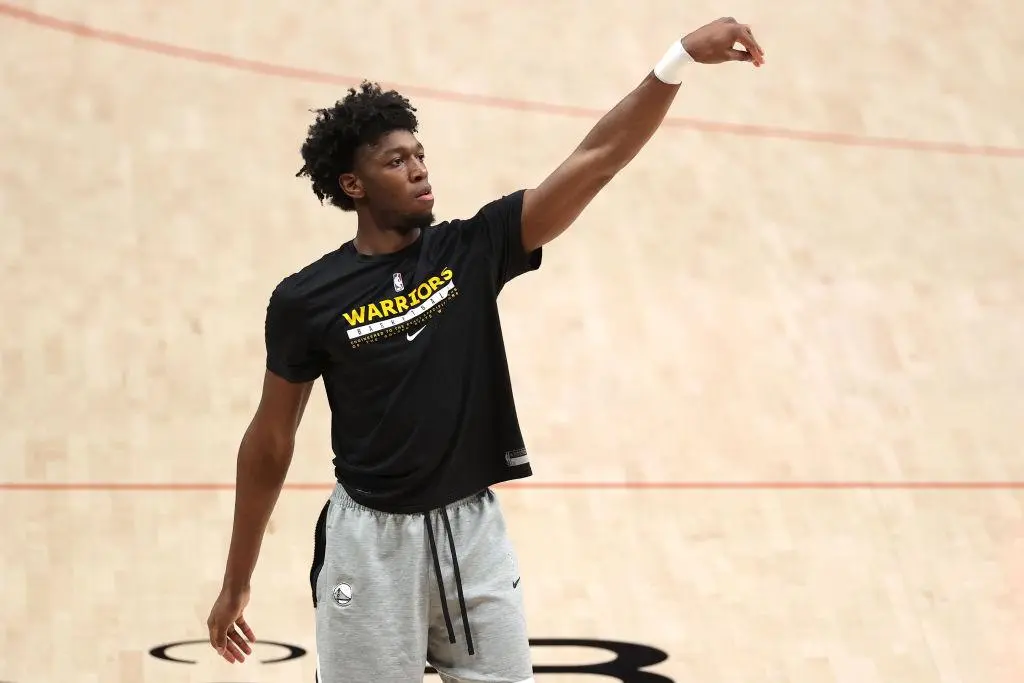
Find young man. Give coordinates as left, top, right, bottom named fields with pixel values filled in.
left=206, top=17, right=763, bottom=683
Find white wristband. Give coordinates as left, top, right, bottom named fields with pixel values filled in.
left=653, top=40, right=694, bottom=85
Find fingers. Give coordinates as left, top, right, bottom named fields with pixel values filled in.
left=225, top=625, right=254, bottom=662
left=208, top=614, right=256, bottom=664
left=228, top=615, right=256, bottom=659
left=212, top=624, right=254, bottom=663
left=727, top=48, right=754, bottom=62
left=208, top=619, right=232, bottom=662
left=235, top=614, right=256, bottom=643
left=734, top=24, right=765, bottom=65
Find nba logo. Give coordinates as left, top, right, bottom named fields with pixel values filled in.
left=392, top=273, right=404, bottom=292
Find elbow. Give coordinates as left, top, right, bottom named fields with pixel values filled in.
left=239, top=421, right=295, bottom=475
left=577, top=132, right=644, bottom=178
left=575, top=146, right=622, bottom=181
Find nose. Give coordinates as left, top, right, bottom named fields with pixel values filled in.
left=408, top=157, right=427, bottom=182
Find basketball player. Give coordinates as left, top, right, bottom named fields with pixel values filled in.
left=206, top=17, right=763, bottom=683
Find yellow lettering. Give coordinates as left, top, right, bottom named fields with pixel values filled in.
left=342, top=307, right=366, bottom=326
left=343, top=269, right=457, bottom=329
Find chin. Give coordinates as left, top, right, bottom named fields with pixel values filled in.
left=395, top=210, right=435, bottom=234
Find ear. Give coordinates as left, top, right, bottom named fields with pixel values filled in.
left=339, top=172, right=365, bottom=202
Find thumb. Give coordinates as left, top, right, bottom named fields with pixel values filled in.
left=209, top=617, right=228, bottom=650
left=726, top=48, right=753, bottom=62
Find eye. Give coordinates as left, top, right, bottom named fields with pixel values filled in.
left=388, top=157, right=403, bottom=167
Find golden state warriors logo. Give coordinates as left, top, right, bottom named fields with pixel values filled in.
left=342, top=267, right=459, bottom=347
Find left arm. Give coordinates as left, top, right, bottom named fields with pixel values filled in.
left=520, top=17, right=765, bottom=252
left=521, top=72, right=679, bottom=252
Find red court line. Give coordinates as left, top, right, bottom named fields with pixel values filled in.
left=1, top=481, right=1022, bottom=491
left=2, top=3, right=1022, bottom=160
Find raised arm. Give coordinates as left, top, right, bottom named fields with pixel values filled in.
left=207, top=370, right=315, bottom=663
left=520, top=17, right=764, bottom=252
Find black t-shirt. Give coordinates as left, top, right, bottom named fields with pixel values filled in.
left=264, top=190, right=541, bottom=513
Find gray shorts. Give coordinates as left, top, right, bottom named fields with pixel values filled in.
left=310, top=484, right=534, bottom=683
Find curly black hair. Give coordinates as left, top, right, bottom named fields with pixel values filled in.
left=295, top=81, right=419, bottom=211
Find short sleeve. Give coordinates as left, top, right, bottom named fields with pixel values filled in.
left=264, top=281, right=325, bottom=383
left=466, top=189, right=542, bottom=290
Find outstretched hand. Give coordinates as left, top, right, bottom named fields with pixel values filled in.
left=682, top=17, right=765, bottom=66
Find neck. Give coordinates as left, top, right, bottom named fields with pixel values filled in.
left=351, top=206, right=421, bottom=256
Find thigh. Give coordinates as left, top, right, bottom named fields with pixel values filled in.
left=427, top=490, right=534, bottom=683
left=312, top=494, right=431, bottom=683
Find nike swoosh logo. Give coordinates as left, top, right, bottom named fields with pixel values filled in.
left=512, top=577, right=520, bottom=589
left=406, top=326, right=426, bottom=342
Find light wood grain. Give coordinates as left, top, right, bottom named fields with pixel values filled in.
left=2, top=1, right=1022, bottom=681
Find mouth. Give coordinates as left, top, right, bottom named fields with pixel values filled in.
left=414, top=186, right=434, bottom=202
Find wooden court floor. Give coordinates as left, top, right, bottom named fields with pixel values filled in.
left=3, top=1, right=1023, bottom=681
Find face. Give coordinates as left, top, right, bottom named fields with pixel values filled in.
left=341, top=129, right=435, bottom=233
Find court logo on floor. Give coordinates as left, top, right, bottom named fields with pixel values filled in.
left=148, top=639, right=306, bottom=664
left=149, top=637, right=676, bottom=681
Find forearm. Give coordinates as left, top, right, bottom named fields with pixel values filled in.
left=221, top=426, right=293, bottom=592
left=575, top=70, right=680, bottom=175
left=518, top=68, right=682, bottom=250
left=521, top=22, right=761, bottom=251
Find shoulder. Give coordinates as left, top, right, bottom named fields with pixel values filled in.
left=273, top=247, right=351, bottom=297
left=268, top=247, right=350, bottom=313
left=437, top=190, right=526, bottom=245
left=456, top=190, right=526, bottom=227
